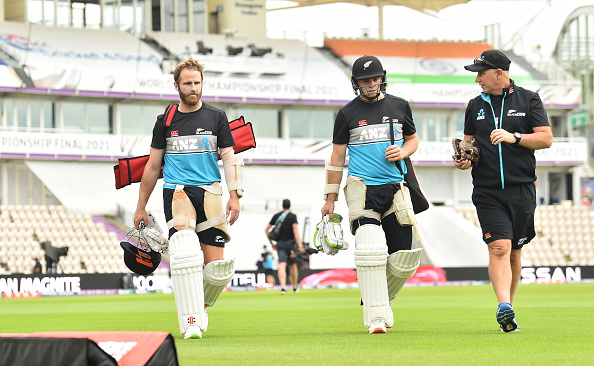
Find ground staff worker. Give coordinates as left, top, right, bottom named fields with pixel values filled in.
left=455, top=49, right=553, bottom=332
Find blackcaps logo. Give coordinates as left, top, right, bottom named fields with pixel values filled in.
left=507, top=109, right=526, bottom=117
left=477, top=109, right=485, bottom=120
left=363, top=61, right=373, bottom=70
left=196, top=128, right=212, bottom=135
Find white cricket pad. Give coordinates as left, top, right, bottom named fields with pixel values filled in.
left=198, top=183, right=232, bottom=242
left=344, top=176, right=381, bottom=234
left=393, top=182, right=420, bottom=240
left=204, top=258, right=235, bottom=307
left=354, top=224, right=390, bottom=328
left=167, top=186, right=198, bottom=231
left=386, top=248, right=423, bottom=304
left=169, top=230, right=208, bottom=334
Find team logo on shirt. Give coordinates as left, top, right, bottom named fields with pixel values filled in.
left=477, top=109, right=485, bottom=120
left=169, top=136, right=215, bottom=151
left=359, top=126, right=389, bottom=140
left=381, top=116, right=399, bottom=124
left=507, top=109, right=526, bottom=117
left=196, top=128, right=212, bottom=135
left=199, top=137, right=210, bottom=149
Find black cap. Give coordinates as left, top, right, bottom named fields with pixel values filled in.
left=120, top=241, right=161, bottom=275
left=464, top=49, right=511, bottom=72
left=351, top=55, right=385, bottom=80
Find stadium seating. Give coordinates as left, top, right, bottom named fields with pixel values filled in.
left=0, top=205, right=168, bottom=275
left=456, top=205, right=594, bottom=266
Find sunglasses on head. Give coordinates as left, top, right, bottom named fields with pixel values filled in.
left=473, top=57, right=497, bottom=69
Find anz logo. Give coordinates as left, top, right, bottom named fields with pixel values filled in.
left=199, top=137, right=210, bottom=149
left=359, top=126, right=388, bottom=141
left=477, top=109, right=485, bottom=120
left=171, top=137, right=213, bottom=151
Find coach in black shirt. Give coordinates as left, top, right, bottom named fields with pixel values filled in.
left=454, top=49, right=553, bottom=332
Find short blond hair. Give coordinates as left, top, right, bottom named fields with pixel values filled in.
left=173, top=57, right=204, bottom=85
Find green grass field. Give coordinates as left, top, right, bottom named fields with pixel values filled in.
left=2, top=283, right=594, bottom=365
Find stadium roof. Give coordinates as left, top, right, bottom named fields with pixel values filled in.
left=272, top=0, right=469, bottom=12
left=269, top=0, right=471, bottom=38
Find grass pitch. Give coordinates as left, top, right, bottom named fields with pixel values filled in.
left=2, top=283, right=594, bottom=365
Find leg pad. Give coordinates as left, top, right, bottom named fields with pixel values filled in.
left=354, top=225, right=389, bottom=328
left=169, top=230, right=207, bottom=334
left=204, top=258, right=235, bottom=307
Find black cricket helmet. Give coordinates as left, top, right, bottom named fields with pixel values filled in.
left=350, top=55, right=387, bottom=102
left=120, top=241, right=161, bottom=275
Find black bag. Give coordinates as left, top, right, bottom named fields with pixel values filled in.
left=267, top=212, right=288, bottom=241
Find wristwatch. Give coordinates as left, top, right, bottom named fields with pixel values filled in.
left=513, top=132, right=522, bottom=145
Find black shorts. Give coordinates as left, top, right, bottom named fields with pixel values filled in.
left=351, top=182, right=413, bottom=255
left=264, top=268, right=274, bottom=275
left=276, top=240, right=297, bottom=265
left=472, top=183, right=536, bottom=249
left=163, top=186, right=226, bottom=248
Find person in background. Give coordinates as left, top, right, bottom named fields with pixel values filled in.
left=262, top=245, right=276, bottom=287
left=265, top=199, right=305, bottom=294
left=33, top=258, right=42, bottom=274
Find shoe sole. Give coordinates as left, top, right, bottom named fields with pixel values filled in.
left=369, top=327, right=387, bottom=334
left=501, top=321, right=518, bottom=332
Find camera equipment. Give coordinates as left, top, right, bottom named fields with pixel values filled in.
left=40, top=241, right=69, bottom=274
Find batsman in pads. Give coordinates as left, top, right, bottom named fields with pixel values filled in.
left=134, top=57, right=243, bottom=339
left=321, top=55, right=423, bottom=334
